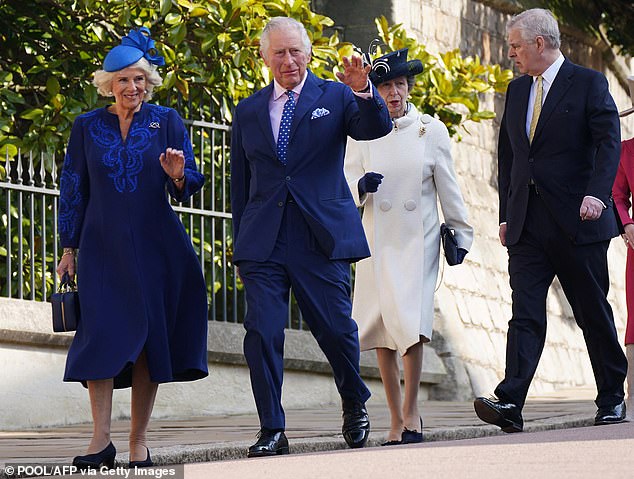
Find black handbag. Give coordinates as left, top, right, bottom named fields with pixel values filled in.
left=50, top=272, right=80, bottom=332
left=440, top=223, right=460, bottom=266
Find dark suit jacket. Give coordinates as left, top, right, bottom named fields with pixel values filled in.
left=231, top=70, right=392, bottom=263
left=498, top=58, right=621, bottom=246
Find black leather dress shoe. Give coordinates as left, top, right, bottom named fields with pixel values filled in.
left=342, top=399, right=370, bottom=448
left=595, top=400, right=626, bottom=425
left=247, top=429, right=289, bottom=458
left=474, top=396, right=523, bottom=433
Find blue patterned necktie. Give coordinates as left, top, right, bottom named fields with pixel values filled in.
left=277, top=90, right=296, bottom=165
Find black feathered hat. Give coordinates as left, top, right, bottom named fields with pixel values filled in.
left=369, top=48, right=423, bottom=85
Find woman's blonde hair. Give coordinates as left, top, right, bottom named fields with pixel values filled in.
left=93, top=58, right=163, bottom=101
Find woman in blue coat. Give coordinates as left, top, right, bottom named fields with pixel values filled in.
left=55, top=27, right=208, bottom=469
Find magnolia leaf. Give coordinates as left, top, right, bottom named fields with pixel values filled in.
left=253, top=4, right=267, bottom=16
left=165, top=13, right=183, bottom=25
left=46, top=77, right=61, bottom=97
left=175, top=76, right=189, bottom=98
left=217, top=32, right=232, bottom=52
left=0, top=71, right=12, bottom=83
left=291, top=0, right=304, bottom=13
left=51, top=94, right=65, bottom=110
left=171, top=22, right=187, bottom=45
left=232, top=49, right=249, bottom=67
left=1, top=88, right=25, bottom=104
left=201, top=37, right=216, bottom=54
left=160, top=0, right=172, bottom=17
left=190, top=7, right=209, bottom=17
left=0, top=144, right=18, bottom=160
left=163, top=70, right=176, bottom=90
left=232, top=0, right=250, bottom=8
left=20, top=108, right=44, bottom=121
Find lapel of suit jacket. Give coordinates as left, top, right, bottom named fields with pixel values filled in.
left=532, top=59, right=574, bottom=142
left=289, top=70, right=323, bottom=142
left=255, top=83, right=277, bottom=154
left=509, top=75, right=532, bottom=146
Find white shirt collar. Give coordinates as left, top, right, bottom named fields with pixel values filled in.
left=538, top=53, right=564, bottom=86
left=273, top=71, right=308, bottom=101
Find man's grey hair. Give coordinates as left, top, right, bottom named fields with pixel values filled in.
left=260, top=16, right=312, bottom=59
left=507, top=8, right=561, bottom=50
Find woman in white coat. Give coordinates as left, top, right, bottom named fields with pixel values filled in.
left=344, top=48, right=473, bottom=445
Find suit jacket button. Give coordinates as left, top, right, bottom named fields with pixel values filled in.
left=404, top=200, right=417, bottom=211
left=285, top=176, right=291, bottom=181
left=278, top=201, right=284, bottom=207
left=380, top=200, right=392, bottom=211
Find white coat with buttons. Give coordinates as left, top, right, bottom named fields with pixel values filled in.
left=344, top=104, right=473, bottom=354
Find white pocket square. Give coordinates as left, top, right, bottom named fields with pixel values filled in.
left=311, top=108, right=330, bottom=120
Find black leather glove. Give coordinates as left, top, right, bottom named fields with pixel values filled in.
left=358, top=172, right=384, bottom=196
left=456, top=248, right=468, bottom=264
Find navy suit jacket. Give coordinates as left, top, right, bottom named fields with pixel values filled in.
left=231, top=70, right=392, bottom=263
left=498, top=58, right=621, bottom=246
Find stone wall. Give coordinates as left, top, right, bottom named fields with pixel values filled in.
left=314, top=0, right=634, bottom=400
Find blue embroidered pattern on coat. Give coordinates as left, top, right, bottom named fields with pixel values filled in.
left=87, top=106, right=169, bottom=193
left=58, top=153, right=83, bottom=239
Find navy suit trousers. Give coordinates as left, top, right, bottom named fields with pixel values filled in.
left=496, top=187, right=626, bottom=408
left=239, top=201, right=371, bottom=430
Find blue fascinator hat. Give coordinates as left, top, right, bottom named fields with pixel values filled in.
left=103, top=27, right=165, bottom=72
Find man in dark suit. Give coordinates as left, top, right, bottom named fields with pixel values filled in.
left=230, top=16, right=391, bottom=456
left=474, top=8, right=627, bottom=432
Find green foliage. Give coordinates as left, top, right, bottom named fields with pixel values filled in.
left=0, top=0, right=340, bottom=159
left=1, top=1, right=514, bottom=159
left=361, top=16, right=513, bottom=138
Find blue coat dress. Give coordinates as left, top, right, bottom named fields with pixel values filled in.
left=59, top=102, right=208, bottom=388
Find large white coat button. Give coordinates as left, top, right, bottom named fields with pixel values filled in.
left=404, top=200, right=417, bottom=211
left=379, top=200, right=392, bottom=211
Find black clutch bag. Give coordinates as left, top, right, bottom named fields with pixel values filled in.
left=440, top=223, right=460, bottom=266
left=50, top=272, right=80, bottom=332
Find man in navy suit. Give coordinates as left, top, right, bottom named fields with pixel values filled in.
left=474, top=8, right=627, bottom=432
left=230, top=16, right=391, bottom=457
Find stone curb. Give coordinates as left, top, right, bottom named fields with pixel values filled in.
left=0, top=413, right=595, bottom=479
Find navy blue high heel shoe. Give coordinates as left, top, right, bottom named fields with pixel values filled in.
left=401, top=417, right=424, bottom=444
left=129, top=447, right=153, bottom=468
left=73, top=442, right=116, bottom=470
